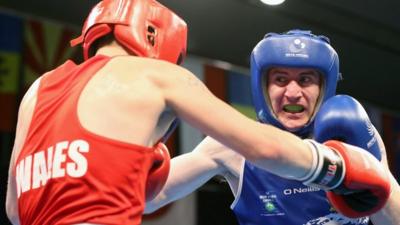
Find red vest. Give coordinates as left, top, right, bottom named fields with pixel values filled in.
left=15, top=55, right=156, bottom=225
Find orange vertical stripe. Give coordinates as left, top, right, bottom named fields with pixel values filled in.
left=0, top=94, right=18, bottom=132
left=382, top=113, right=396, bottom=173
left=204, top=64, right=227, bottom=101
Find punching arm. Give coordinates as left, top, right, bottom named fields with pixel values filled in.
left=154, top=62, right=314, bottom=180
left=370, top=173, right=400, bottom=225
left=369, top=130, right=400, bottom=225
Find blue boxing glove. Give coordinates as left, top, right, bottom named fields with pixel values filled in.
left=313, top=94, right=381, bottom=160
left=312, top=95, right=389, bottom=217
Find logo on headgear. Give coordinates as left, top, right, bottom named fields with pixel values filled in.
left=286, top=38, right=308, bottom=58
left=289, top=39, right=306, bottom=52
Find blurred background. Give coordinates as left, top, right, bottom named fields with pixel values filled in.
left=0, top=0, right=399, bottom=224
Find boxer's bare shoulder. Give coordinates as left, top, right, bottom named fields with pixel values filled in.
left=103, top=55, right=203, bottom=89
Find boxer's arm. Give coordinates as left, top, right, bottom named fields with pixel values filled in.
left=153, top=62, right=312, bottom=180
left=6, top=145, right=20, bottom=225
left=370, top=130, right=400, bottom=225
left=145, top=136, right=239, bottom=213
left=371, top=174, right=400, bottom=225
left=6, top=78, right=40, bottom=225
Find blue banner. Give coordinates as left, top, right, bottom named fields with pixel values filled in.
left=0, top=13, right=23, bottom=52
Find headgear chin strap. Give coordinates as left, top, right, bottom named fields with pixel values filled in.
left=71, top=0, right=187, bottom=64
left=251, top=30, right=340, bottom=137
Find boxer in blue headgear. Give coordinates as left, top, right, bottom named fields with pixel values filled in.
left=251, top=30, right=340, bottom=137
left=251, top=30, right=383, bottom=159
left=144, top=30, right=400, bottom=225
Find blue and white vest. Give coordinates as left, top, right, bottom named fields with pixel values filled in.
left=231, top=161, right=369, bottom=225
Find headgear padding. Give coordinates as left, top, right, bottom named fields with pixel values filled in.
left=71, top=0, right=187, bottom=64
left=251, top=30, right=340, bottom=136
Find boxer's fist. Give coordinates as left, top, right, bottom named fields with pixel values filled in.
left=314, top=94, right=381, bottom=160
left=324, top=141, right=390, bottom=218
left=311, top=95, right=388, bottom=217
left=146, top=143, right=171, bottom=201
left=302, top=140, right=391, bottom=218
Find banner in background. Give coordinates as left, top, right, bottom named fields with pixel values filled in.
left=227, top=70, right=256, bottom=119
left=0, top=13, right=80, bottom=131
left=23, top=18, right=79, bottom=89
left=0, top=13, right=23, bottom=132
left=204, top=64, right=256, bottom=119
left=382, top=112, right=400, bottom=180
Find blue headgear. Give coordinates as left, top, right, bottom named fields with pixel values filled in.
left=251, top=29, right=340, bottom=136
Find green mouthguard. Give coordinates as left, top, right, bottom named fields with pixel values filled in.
left=284, top=105, right=303, bottom=112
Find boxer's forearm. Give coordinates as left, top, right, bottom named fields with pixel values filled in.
left=370, top=175, right=400, bottom=225
left=369, top=131, right=400, bottom=224
left=6, top=163, right=20, bottom=225
left=6, top=180, right=20, bottom=225
left=245, top=124, right=313, bottom=180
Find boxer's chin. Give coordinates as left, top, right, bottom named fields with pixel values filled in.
left=278, top=114, right=309, bottom=132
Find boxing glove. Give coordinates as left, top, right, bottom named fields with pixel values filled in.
left=313, top=95, right=381, bottom=160
left=145, top=142, right=171, bottom=202
left=302, top=139, right=391, bottom=218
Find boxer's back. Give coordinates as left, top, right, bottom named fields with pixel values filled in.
left=13, top=55, right=173, bottom=225
left=78, top=55, right=177, bottom=147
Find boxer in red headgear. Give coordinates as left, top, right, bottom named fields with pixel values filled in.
left=6, top=0, right=187, bottom=224
left=70, top=0, right=187, bottom=63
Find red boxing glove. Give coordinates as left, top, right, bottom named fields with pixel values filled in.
left=145, top=142, right=171, bottom=202
left=325, top=141, right=391, bottom=218
left=303, top=140, right=391, bottom=218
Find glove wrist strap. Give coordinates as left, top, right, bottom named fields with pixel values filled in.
left=302, top=139, right=345, bottom=190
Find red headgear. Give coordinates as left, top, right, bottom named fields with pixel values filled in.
left=70, top=0, right=187, bottom=64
